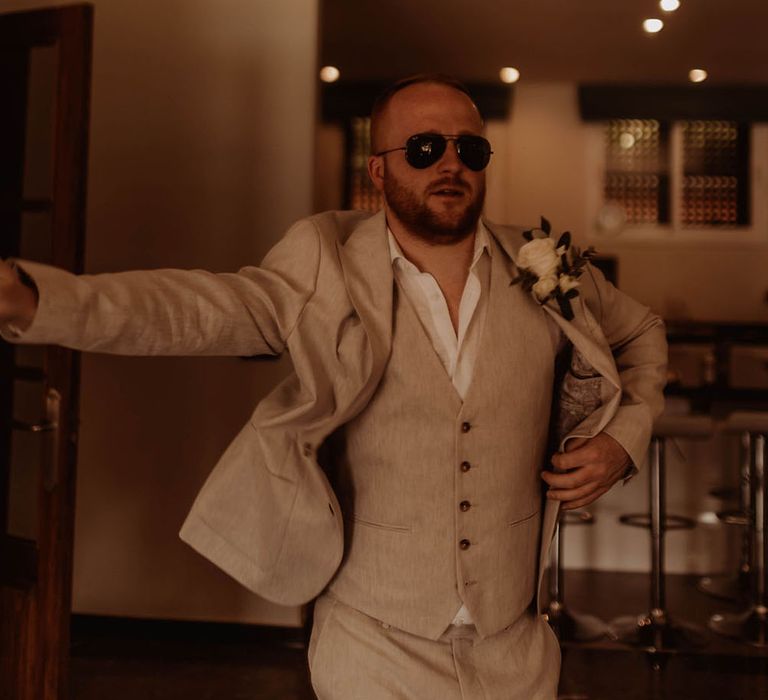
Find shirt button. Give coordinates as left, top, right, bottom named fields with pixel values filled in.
left=460, top=461, right=471, bottom=472
left=459, top=500, right=471, bottom=512
left=461, top=422, right=471, bottom=433
left=459, top=539, right=471, bottom=550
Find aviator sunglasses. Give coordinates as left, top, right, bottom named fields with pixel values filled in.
left=375, top=133, right=493, bottom=172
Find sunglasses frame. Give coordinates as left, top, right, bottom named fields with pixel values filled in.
left=375, top=133, right=493, bottom=171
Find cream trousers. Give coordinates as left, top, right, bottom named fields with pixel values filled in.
left=308, top=593, right=560, bottom=699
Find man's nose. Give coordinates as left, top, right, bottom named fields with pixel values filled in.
left=436, top=140, right=464, bottom=172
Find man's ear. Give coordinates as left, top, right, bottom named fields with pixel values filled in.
left=367, top=155, right=385, bottom=192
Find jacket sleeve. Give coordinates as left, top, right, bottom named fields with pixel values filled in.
left=0, top=218, right=321, bottom=357
left=582, top=263, right=668, bottom=471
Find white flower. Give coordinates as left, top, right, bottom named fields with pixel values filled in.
left=558, top=274, right=580, bottom=293
left=532, top=274, right=558, bottom=300
left=517, top=237, right=560, bottom=279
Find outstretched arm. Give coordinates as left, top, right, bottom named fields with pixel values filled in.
left=0, top=219, right=321, bottom=357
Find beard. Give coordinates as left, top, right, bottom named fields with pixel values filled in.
left=383, top=171, right=485, bottom=245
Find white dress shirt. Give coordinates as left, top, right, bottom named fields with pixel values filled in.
left=388, top=223, right=492, bottom=627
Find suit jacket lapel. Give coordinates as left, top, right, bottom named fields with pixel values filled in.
left=331, top=210, right=394, bottom=420
left=485, top=219, right=620, bottom=389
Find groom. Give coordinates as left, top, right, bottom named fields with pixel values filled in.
left=0, top=75, right=666, bottom=698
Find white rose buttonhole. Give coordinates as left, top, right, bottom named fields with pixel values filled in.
left=511, top=216, right=596, bottom=321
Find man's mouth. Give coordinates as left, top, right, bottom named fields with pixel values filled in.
left=430, top=187, right=465, bottom=197
left=428, top=176, right=470, bottom=198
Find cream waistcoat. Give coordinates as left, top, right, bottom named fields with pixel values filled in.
left=389, top=223, right=490, bottom=627
left=325, top=235, right=558, bottom=640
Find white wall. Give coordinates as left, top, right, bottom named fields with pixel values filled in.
left=1, top=0, right=319, bottom=625
left=485, top=83, right=593, bottom=239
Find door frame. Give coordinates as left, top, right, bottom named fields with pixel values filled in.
left=0, top=6, right=92, bottom=700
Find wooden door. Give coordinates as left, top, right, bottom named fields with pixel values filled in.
left=0, top=6, right=92, bottom=700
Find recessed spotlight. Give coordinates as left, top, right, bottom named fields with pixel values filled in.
left=689, top=68, right=708, bottom=83
left=319, top=66, right=340, bottom=83
left=660, top=0, right=680, bottom=11
left=643, top=18, right=664, bottom=33
left=499, top=67, right=520, bottom=84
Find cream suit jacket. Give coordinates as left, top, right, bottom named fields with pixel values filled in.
left=7, top=209, right=668, bottom=612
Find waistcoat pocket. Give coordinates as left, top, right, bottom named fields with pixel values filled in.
left=508, top=508, right=540, bottom=527
left=345, top=513, right=412, bottom=533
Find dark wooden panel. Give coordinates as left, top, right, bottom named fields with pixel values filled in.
left=0, top=49, right=28, bottom=255
left=0, top=7, right=58, bottom=46
left=0, top=535, right=37, bottom=588
left=12, top=366, right=47, bottom=382
left=0, top=6, right=93, bottom=700
left=0, top=43, right=29, bottom=553
left=579, top=85, right=768, bottom=122
left=0, top=196, right=54, bottom=214
left=0, top=587, right=36, bottom=700
left=33, top=6, right=92, bottom=700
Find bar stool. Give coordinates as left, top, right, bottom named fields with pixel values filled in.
left=610, top=414, right=713, bottom=651
left=545, top=510, right=611, bottom=641
left=710, top=411, right=768, bottom=647
left=697, top=423, right=752, bottom=602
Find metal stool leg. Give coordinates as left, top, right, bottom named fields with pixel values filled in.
left=710, top=433, right=768, bottom=646
left=698, top=431, right=752, bottom=602
left=544, top=515, right=610, bottom=642
left=611, top=436, right=708, bottom=650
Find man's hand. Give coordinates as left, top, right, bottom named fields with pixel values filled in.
left=541, top=433, right=631, bottom=510
left=0, top=258, right=38, bottom=332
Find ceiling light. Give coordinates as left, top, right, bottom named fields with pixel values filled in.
left=689, top=68, right=708, bottom=83
left=643, top=18, right=664, bottom=33
left=660, top=0, right=680, bottom=11
left=319, top=66, right=340, bottom=83
left=499, top=67, right=520, bottom=84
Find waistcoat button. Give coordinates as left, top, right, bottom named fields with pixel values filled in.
left=461, top=422, right=471, bottom=433
left=459, top=500, right=471, bottom=512
left=460, top=461, right=471, bottom=472
left=459, top=539, right=471, bottom=550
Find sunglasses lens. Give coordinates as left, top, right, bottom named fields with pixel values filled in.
left=404, top=134, right=446, bottom=169
left=457, top=136, right=492, bottom=171
left=401, top=134, right=492, bottom=171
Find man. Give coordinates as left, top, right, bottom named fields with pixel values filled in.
left=0, top=75, right=667, bottom=699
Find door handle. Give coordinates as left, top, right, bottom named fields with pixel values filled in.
left=41, top=388, right=62, bottom=492
left=12, top=389, right=62, bottom=491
